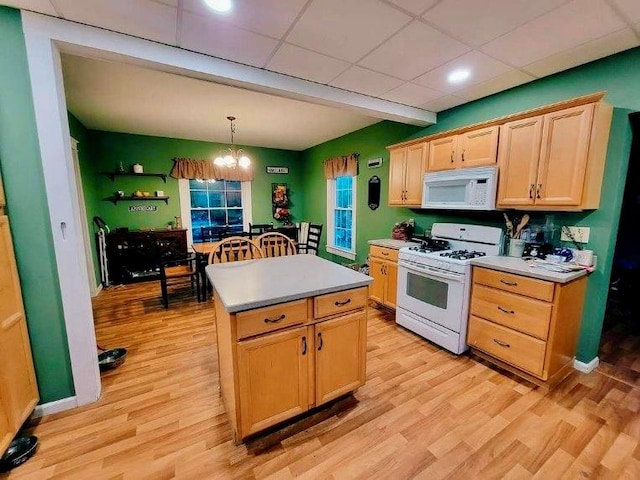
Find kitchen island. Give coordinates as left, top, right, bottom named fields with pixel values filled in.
left=206, top=255, right=372, bottom=443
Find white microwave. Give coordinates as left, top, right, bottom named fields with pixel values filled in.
left=422, top=166, right=498, bottom=210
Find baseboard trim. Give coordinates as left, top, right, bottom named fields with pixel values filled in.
left=574, top=357, right=600, bottom=373
left=33, top=396, right=78, bottom=418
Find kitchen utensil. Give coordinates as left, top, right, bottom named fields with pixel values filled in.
left=514, top=214, right=530, bottom=239
left=0, top=436, right=38, bottom=472
left=503, top=213, right=514, bottom=238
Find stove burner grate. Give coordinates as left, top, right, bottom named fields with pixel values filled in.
left=440, top=250, right=487, bottom=261
left=408, top=239, right=450, bottom=253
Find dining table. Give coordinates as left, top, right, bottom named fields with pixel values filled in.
left=191, top=241, right=221, bottom=301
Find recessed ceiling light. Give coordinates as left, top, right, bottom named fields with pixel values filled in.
left=204, top=0, right=232, bottom=13
left=447, top=69, right=471, bottom=84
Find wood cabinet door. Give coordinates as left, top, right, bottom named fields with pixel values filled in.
left=388, top=147, right=407, bottom=205
left=427, top=136, right=457, bottom=171
left=237, top=326, right=309, bottom=437
left=368, top=257, right=385, bottom=305
left=0, top=216, right=38, bottom=432
left=536, top=104, right=594, bottom=206
left=385, top=261, right=398, bottom=309
left=404, top=143, right=427, bottom=205
left=315, top=311, right=367, bottom=405
left=458, top=126, right=499, bottom=168
left=0, top=397, right=11, bottom=456
left=496, top=117, right=543, bottom=207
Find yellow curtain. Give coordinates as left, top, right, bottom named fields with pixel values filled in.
left=170, top=158, right=254, bottom=182
left=323, top=153, right=359, bottom=179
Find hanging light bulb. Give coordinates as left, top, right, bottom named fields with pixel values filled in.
left=213, top=116, right=251, bottom=169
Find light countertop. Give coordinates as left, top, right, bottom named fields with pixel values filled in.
left=470, top=256, right=589, bottom=283
left=368, top=239, right=419, bottom=249
left=206, top=255, right=372, bottom=313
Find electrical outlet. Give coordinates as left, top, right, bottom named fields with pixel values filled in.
left=561, top=226, right=590, bottom=243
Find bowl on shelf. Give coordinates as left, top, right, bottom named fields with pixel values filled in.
left=142, top=191, right=151, bottom=197
left=98, top=348, right=127, bottom=371
left=0, top=436, right=38, bottom=472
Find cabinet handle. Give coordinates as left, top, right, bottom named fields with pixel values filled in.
left=450, top=151, right=454, bottom=163
left=497, top=306, right=515, bottom=315
left=317, top=332, right=323, bottom=351
left=264, top=314, right=286, bottom=324
left=500, top=279, right=518, bottom=287
left=334, top=298, right=352, bottom=307
left=529, top=184, right=535, bottom=199
left=381, top=251, right=389, bottom=256
left=461, top=150, right=465, bottom=162
left=493, top=338, right=510, bottom=348
left=536, top=184, right=542, bottom=199
left=301, top=336, right=307, bottom=355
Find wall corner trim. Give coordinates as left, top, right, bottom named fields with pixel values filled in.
left=33, top=396, right=78, bottom=418
left=573, top=356, right=600, bottom=373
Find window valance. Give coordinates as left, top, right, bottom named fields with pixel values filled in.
left=170, top=157, right=254, bottom=182
left=323, top=153, right=359, bottom=179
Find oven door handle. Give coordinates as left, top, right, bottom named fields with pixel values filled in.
left=399, top=262, right=464, bottom=282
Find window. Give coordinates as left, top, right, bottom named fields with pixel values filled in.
left=326, top=175, right=356, bottom=260
left=179, top=179, right=252, bottom=245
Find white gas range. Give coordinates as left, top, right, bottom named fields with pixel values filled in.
left=396, top=223, right=503, bottom=354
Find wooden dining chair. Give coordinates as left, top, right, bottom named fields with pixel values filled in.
left=298, top=223, right=322, bottom=255
left=255, top=232, right=297, bottom=258
left=207, top=236, right=264, bottom=264
left=159, top=254, right=199, bottom=308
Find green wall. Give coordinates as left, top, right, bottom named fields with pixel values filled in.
left=0, top=7, right=75, bottom=403
left=303, top=47, right=640, bottom=364
left=87, top=131, right=303, bottom=231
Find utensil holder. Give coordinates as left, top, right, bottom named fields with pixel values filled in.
left=508, top=238, right=525, bottom=257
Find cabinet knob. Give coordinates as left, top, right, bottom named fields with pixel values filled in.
left=461, top=150, right=465, bottom=162
left=493, top=338, right=510, bottom=348
left=301, top=336, right=307, bottom=355
left=536, top=184, right=542, bottom=199
left=500, top=279, right=518, bottom=287
left=317, top=332, right=323, bottom=351
left=334, top=298, right=352, bottom=307
left=264, top=314, right=286, bottom=323
left=450, top=151, right=454, bottom=163
left=529, top=184, right=535, bottom=199
left=497, top=306, right=515, bottom=315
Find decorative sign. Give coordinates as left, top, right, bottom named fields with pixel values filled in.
left=128, top=205, right=157, bottom=212
left=367, top=157, right=383, bottom=168
left=266, top=166, right=289, bottom=174
left=272, top=183, right=291, bottom=224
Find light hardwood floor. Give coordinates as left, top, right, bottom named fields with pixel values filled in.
left=6, top=281, right=640, bottom=479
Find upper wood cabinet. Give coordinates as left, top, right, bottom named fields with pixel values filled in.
left=388, top=142, right=427, bottom=207
left=427, top=126, right=499, bottom=172
left=497, top=102, right=612, bottom=210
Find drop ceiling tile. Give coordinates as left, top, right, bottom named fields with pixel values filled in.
left=182, top=0, right=306, bottom=38
left=53, top=0, right=178, bottom=44
left=522, top=28, right=639, bottom=78
left=481, top=0, right=627, bottom=67
left=330, top=66, right=404, bottom=97
left=422, top=0, right=567, bottom=47
left=267, top=43, right=350, bottom=84
left=2, top=0, right=58, bottom=15
left=420, top=95, right=467, bottom=112
left=385, top=0, right=440, bottom=16
left=286, top=0, right=411, bottom=62
left=359, top=20, right=470, bottom=81
left=608, top=0, right=640, bottom=23
left=414, top=50, right=513, bottom=93
left=180, top=11, right=279, bottom=67
left=456, top=70, right=535, bottom=102
left=381, top=82, right=442, bottom=106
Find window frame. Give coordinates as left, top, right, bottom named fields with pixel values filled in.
left=178, top=179, right=252, bottom=247
left=326, top=175, right=357, bottom=260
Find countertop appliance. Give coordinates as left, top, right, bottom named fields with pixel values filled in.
left=422, top=166, right=498, bottom=210
left=396, top=223, right=503, bottom=354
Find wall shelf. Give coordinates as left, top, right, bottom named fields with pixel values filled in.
left=102, top=172, right=167, bottom=183
left=104, top=196, right=170, bottom=205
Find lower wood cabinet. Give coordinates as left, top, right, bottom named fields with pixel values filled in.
left=0, top=215, right=39, bottom=454
left=467, top=267, right=587, bottom=388
left=215, top=286, right=368, bottom=443
left=368, top=246, right=399, bottom=309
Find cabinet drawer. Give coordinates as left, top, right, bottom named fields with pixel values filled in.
left=369, top=246, right=398, bottom=262
left=468, top=316, right=546, bottom=377
left=236, top=299, right=308, bottom=340
left=314, top=287, right=367, bottom=319
left=470, top=284, right=552, bottom=340
left=473, top=267, right=554, bottom=302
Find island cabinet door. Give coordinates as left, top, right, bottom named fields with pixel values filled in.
left=315, top=310, right=367, bottom=406
left=237, top=326, right=309, bottom=437
left=368, top=257, right=385, bottom=305
left=385, top=261, right=398, bottom=309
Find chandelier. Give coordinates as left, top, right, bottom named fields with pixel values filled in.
left=214, top=116, right=251, bottom=169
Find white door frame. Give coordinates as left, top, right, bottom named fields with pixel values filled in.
left=70, top=138, right=99, bottom=297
